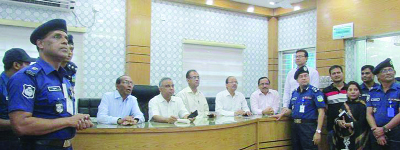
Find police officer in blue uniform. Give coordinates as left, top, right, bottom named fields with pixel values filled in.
left=0, top=48, right=35, bottom=149
left=366, top=58, right=400, bottom=150
left=272, top=66, right=326, bottom=150
left=61, top=35, right=77, bottom=88
left=7, top=19, right=93, bottom=150
left=360, top=65, right=379, bottom=102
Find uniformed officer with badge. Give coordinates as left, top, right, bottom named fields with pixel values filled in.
left=7, top=19, right=93, bottom=150
left=272, top=66, right=326, bottom=150
left=360, top=65, right=379, bottom=102
left=61, top=35, right=77, bottom=88
left=366, top=58, right=400, bottom=149
left=0, top=48, right=36, bottom=149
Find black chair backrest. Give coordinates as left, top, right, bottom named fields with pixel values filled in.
left=205, top=97, right=250, bottom=112
left=78, top=98, right=101, bottom=117
left=131, top=85, right=160, bottom=122
left=206, top=97, right=216, bottom=111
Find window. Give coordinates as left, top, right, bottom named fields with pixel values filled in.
left=348, top=34, right=400, bottom=83
left=182, top=42, right=244, bottom=97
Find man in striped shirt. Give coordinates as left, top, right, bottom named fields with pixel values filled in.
left=323, top=65, right=348, bottom=150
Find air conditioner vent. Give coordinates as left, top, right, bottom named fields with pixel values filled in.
left=0, top=0, right=75, bottom=12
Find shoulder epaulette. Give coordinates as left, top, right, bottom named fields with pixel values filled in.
left=311, top=86, right=319, bottom=93
left=24, top=64, right=42, bottom=77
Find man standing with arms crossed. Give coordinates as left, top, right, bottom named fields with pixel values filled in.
left=366, top=58, right=400, bottom=149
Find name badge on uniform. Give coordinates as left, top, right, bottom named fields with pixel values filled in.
left=371, top=98, right=380, bottom=102
left=62, top=84, right=74, bottom=115
left=48, top=86, right=62, bottom=92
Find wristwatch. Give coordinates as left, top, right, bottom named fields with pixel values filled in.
left=316, top=129, right=322, bottom=133
left=383, top=126, right=391, bottom=133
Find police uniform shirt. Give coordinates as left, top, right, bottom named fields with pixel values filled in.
left=360, top=82, right=379, bottom=102
left=289, top=85, right=326, bottom=120
left=64, top=61, right=77, bottom=87
left=7, top=58, right=75, bottom=140
left=0, top=72, right=10, bottom=119
left=367, top=82, right=400, bottom=127
left=282, top=67, right=320, bottom=108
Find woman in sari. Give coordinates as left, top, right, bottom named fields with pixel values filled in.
left=333, top=81, right=370, bottom=150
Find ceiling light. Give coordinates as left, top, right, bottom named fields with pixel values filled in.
left=294, top=6, right=301, bottom=11
left=206, top=0, right=213, bottom=5
left=247, top=6, right=254, bottom=13
left=269, top=2, right=275, bottom=5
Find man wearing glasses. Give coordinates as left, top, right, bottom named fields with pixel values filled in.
left=281, top=49, right=320, bottom=115
left=148, top=77, right=192, bottom=123
left=250, top=77, right=280, bottom=115
left=215, top=76, right=251, bottom=116
left=367, top=58, right=400, bottom=149
left=176, top=70, right=210, bottom=117
left=97, top=75, right=145, bottom=125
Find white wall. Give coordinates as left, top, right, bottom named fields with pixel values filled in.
left=150, top=0, right=269, bottom=97
left=0, top=0, right=126, bottom=98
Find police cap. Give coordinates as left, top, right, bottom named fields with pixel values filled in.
left=3, top=48, right=36, bottom=66
left=294, top=66, right=309, bottom=80
left=373, top=58, right=394, bottom=75
left=30, top=19, right=67, bottom=45
left=68, top=34, right=74, bottom=45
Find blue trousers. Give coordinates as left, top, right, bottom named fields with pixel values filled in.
left=20, top=141, right=72, bottom=150
left=0, top=139, right=21, bottom=150
left=291, top=122, right=318, bottom=150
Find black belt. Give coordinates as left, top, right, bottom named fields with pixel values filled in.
left=23, top=139, right=72, bottom=148
left=293, top=119, right=317, bottom=124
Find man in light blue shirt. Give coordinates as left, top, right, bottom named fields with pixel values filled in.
left=97, top=75, right=145, bottom=125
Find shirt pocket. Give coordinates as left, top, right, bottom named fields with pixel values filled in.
left=371, top=101, right=380, bottom=107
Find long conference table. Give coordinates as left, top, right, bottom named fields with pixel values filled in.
left=73, top=115, right=292, bottom=150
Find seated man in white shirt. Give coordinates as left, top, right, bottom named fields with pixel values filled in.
left=148, top=77, right=193, bottom=123
left=97, top=75, right=145, bottom=125
left=176, top=70, right=210, bottom=117
left=215, top=76, right=251, bottom=116
left=250, top=77, right=280, bottom=115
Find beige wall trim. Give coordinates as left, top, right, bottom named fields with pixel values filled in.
left=0, top=18, right=87, bottom=33
left=183, top=39, right=246, bottom=49
left=165, top=0, right=273, bottom=17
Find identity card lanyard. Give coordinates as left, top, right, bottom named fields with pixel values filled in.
left=388, top=100, right=394, bottom=118
left=299, top=97, right=305, bottom=113
left=62, top=83, right=74, bottom=115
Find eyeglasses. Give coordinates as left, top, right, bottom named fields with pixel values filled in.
left=163, top=84, right=174, bottom=88
left=361, top=72, right=371, bottom=75
left=121, top=81, right=134, bottom=85
left=259, top=83, right=270, bottom=86
left=380, top=68, right=394, bottom=74
left=188, top=76, right=200, bottom=80
left=228, top=81, right=238, bottom=84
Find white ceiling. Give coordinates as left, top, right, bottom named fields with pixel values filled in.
left=231, top=0, right=304, bottom=9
